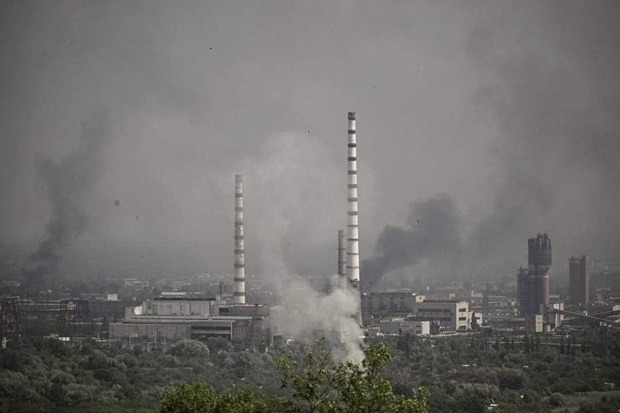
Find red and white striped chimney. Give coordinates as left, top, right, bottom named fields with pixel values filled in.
left=338, top=230, right=346, bottom=277
left=233, top=174, right=246, bottom=304
left=347, top=112, right=360, bottom=284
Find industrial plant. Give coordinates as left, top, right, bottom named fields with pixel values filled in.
left=1, top=111, right=619, bottom=351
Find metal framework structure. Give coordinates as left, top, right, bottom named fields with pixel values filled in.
left=0, top=298, right=20, bottom=339
left=57, top=299, right=94, bottom=338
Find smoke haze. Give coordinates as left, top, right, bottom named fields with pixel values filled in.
left=22, top=109, right=109, bottom=292
left=271, top=274, right=364, bottom=363
left=1, top=1, right=619, bottom=288
left=361, top=197, right=462, bottom=291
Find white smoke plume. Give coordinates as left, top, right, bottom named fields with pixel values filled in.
left=271, top=274, right=364, bottom=363
left=232, top=132, right=363, bottom=362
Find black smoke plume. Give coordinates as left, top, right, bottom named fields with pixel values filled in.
left=22, top=109, right=110, bottom=293
left=361, top=196, right=462, bottom=291
left=363, top=7, right=620, bottom=290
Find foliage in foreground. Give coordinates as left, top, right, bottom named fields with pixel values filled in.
left=159, top=340, right=427, bottom=413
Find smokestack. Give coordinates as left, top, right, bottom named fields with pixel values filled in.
left=234, top=174, right=246, bottom=304
left=338, top=230, right=346, bottom=277
left=347, top=112, right=360, bottom=285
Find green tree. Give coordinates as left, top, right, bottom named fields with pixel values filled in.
left=160, top=339, right=427, bottom=413
left=524, top=333, right=530, bottom=353
left=278, top=338, right=426, bottom=413
left=167, top=340, right=211, bottom=359
left=159, top=381, right=284, bottom=413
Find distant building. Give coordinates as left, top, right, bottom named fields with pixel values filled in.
left=471, top=312, right=483, bottom=329
left=109, top=295, right=269, bottom=346
left=569, top=256, right=589, bottom=306
left=362, top=291, right=472, bottom=331
left=361, top=292, right=422, bottom=321
left=109, top=314, right=255, bottom=342
left=526, top=314, right=543, bottom=333
left=518, top=233, right=552, bottom=317
left=413, top=300, right=471, bottom=331
left=143, top=296, right=213, bottom=316
left=377, top=318, right=430, bottom=336
left=544, top=303, right=564, bottom=330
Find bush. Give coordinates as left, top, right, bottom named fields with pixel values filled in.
left=548, top=392, right=564, bottom=407
left=167, top=340, right=210, bottom=359
left=497, top=368, right=524, bottom=390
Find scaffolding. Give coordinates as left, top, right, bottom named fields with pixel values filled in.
left=0, top=298, right=20, bottom=343
left=57, top=299, right=95, bottom=338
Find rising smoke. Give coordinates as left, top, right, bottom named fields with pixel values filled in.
left=271, top=274, right=364, bottom=363
left=361, top=196, right=462, bottom=291
left=362, top=4, right=620, bottom=289
left=236, top=132, right=362, bottom=361
left=22, top=109, right=110, bottom=293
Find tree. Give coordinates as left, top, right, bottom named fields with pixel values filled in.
left=159, top=339, right=427, bottom=413
left=167, top=340, right=210, bottom=359
left=278, top=338, right=426, bottom=413
left=333, top=343, right=427, bottom=413
left=159, top=381, right=285, bottom=413
left=524, top=333, right=530, bottom=353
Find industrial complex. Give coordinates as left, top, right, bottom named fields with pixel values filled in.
left=1, top=112, right=619, bottom=350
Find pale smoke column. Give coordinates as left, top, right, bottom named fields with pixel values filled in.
left=234, top=174, right=246, bottom=304
left=347, top=112, right=360, bottom=283
left=338, top=230, right=346, bottom=277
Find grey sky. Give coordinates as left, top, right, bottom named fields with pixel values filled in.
left=1, top=1, right=619, bottom=281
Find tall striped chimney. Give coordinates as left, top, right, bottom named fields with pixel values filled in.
left=233, top=174, right=246, bottom=304
left=347, top=112, right=360, bottom=284
left=338, top=230, right=346, bottom=277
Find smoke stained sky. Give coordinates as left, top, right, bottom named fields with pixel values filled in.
left=1, top=1, right=619, bottom=280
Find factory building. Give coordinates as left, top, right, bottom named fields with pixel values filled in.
left=518, top=233, right=552, bottom=317
left=109, top=314, right=255, bottom=343
left=569, top=255, right=589, bottom=306
left=143, top=295, right=213, bottom=316
left=413, top=300, right=471, bottom=331
left=544, top=302, right=564, bottom=330
left=376, top=318, right=430, bottom=336
left=109, top=294, right=270, bottom=346
left=362, top=291, right=472, bottom=331
left=526, top=314, right=544, bottom=333
left=361, top=292, right=423, bottom=320
left=219, top=303, right=269, bottom=318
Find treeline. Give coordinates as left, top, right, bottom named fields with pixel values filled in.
left=0, top=337, right=282, bottom=412
left=160, top=339, right=426, bottom=412
left=0, top=328, right=618, bottom=412
left=384, top=328, right=620, bottom=413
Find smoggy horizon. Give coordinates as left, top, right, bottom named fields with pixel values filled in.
left=1, top=1, right=619, bottom=288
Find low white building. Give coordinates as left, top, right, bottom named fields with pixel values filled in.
left=144, top=296, right=213, bottom=316
left=361, top=292, right=424, bottom=320
left=526, top=314, right=543, bottom=333
left=413, top=300, right=471, bottom=331
left=378, top=318, right=430, bottom=336
left=544, top=302, right=564, bottom=329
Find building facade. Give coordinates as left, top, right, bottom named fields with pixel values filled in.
left=413, top=300, right=471, bottom=331
left=518, top=233, right=552, bottom=317
left=569, top=255, right=589, bottom=306
left=361, top=292, right=423, bottom=321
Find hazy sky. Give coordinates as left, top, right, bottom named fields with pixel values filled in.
left=1, top=1, right=619, bottom=282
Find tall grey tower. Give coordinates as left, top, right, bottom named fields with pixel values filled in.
left=233, top=174, right=246, bottom=304
left=346, top=112, right=360, bottom=285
